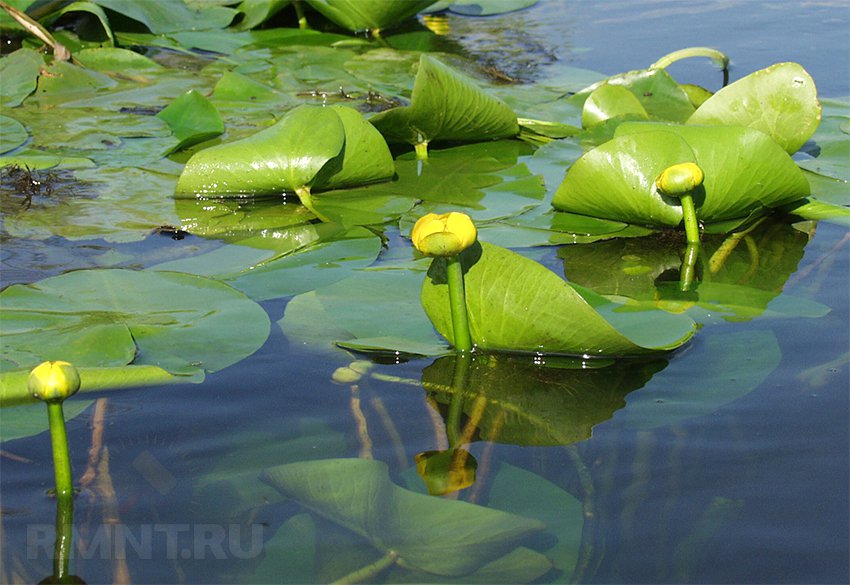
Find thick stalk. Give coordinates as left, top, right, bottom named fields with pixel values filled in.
left=52, top=495, right=74, bottom=582
left=47, top=402, right=74, bottom=501
left=679, top=192, right=700, bottom=246
left=445, top=255, right=472, bottom=352
left=680, top=243, right=699, bottom=292
left=295, top=186, right=331, bottom=223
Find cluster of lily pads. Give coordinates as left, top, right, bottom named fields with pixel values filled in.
left=1, top=0, right=846, bottom=403
left=1, top=1, right=847, bottom=582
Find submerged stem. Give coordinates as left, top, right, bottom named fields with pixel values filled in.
left=446, top=255, right=472, bottom=352
left=332, top=550, right=399, bottom=585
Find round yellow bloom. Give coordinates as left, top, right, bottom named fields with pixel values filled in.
left=28, top=361, right=81, bottom=403
left=411, top=212, right=477, bottom=257
left=656, top=162, right=705, bottom=197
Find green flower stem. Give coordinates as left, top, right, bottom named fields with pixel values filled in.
left=294, top=0, right=308, bottom=29
left=47, top=401, right=74, bottom=501
left=679, top=192, right=700, bottom=246
left=651, top=47, right=729, bottom=86
left=53, top=495, right=74, bottom=582
left=680, top=242, right=700, bottom=292
left=331, top=550, right=399, bottom=585
left=446, top=255, right=472, bottom=352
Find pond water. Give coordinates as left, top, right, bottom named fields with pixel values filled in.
left=1, top=1, right=848, bottom=584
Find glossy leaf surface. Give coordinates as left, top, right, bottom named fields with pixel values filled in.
left=688, top=62, right=821, bottom=154
left=422, top=242, right=696, bottom=355
left=304, top=0, right=437, bottom=32
left=369, top=55, right=519, bottom=147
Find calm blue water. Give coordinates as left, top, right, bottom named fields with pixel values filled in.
left=1, top=1, right=848, bottom=583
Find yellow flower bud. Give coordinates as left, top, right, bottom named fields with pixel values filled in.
left=656, top=162, right=705, bottom=197
left=28, top=361, right=81, bottom=402
left=411, top=212, right=477, bottom=257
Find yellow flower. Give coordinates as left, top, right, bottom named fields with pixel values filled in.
left=28, top=361, right=81, bottom=402
left=656, top=162, right=705, bottom=197
left=411, top=212, right=477, bottom=257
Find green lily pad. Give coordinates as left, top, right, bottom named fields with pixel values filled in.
left=553, top=123, right=810, bottom=227
left=0, top=268, right=270, bottom=378
left=0, top=115, right=28, bottom=154
left=232, top=0, right=292, bottom=30
left=369, top=55, right=519, bottom=151
left=93, top=0, right=236, bottom=33
left=304, top=0, right=437, bottom=33
left=422, top=352, right=667, bottom=445
left=156, top=89, right=224, bottom=153
left=0, top=48, right=42, bottom=108
left=687, top=62, right=821, bottom=154
left=422, top=242, right=696, bottom=356
left=261, top=457, right=546, bottom=577
left=175, top=104, right=394, bottom=198
left=279, top=265, right=448, bottom=358
left=581, top=83, right=649, bottom=128
left=424, top=0, right=538, bottom=16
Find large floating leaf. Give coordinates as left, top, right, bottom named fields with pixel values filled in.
left=304, top=0, right=437, bottom=33
left=369, top=55, right=519, bottom=150
left=175, top=104, right=394, bottom=197
left=279, top=266, right=448, bottom=358
left=0, top=48, right=42, bottom=108
left=422, top=353, right=667, bottom=445
left=261, top=458, right=547, bottom=577
left=0, top=268, right=270, bottom=378
left=553, top=123, right=810, bottom=227
left=0, top=115, right=28, bottom=154
left=93, top=0, right=236, bottom=33
left=687, top=62, right=821, bottom=154
left=422, top=242, right=696, bottom=356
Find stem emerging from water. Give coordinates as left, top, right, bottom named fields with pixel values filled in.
left=332, top=550, right=399, bottom=584
left=47, top=402, right=74, bottom=501
left=446, top=255, right=472, bottom=352
left=679, top=192, right=700, bottom=246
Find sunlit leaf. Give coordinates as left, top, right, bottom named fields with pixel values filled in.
left=175, top=104, right=394, bottom=198
left=422, top=242, right=696, bottom=355
left=369, top=55, right=518, bottom=150
left=581, top=83, right=648, bottom=128
left=75, top=47, right=163, bottom=74
left=688, top=62, right=821, bottom=154
left=553, top=123, right=810, bottom=227
left=157, top=89, right=224, bottom=153
left=261, top=458, right=546, bottom=576
left=304, top=0, right=437, bottom=32
left=424, top=0, right=538, bottom=16
left=232, top=0, right=292, bottom=30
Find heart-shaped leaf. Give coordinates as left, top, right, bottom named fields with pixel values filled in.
left=156, top=89, right=224, bottom=154
left=175, top=104, right=394, bottom=198
left=304, top=0, right=437, bottom=32
left=687, top=62, right=821, bottom=154
left=421, top=242, right=696, bottom=356
left=369, top=55, right=518, bottom=150
left=553, top=123, right=810, bottom=226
